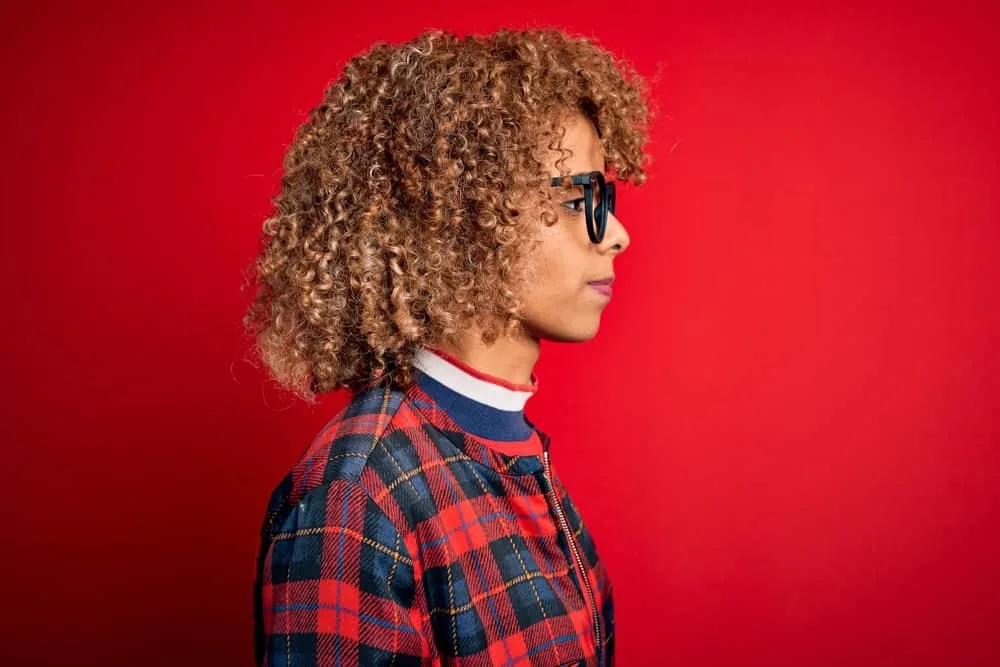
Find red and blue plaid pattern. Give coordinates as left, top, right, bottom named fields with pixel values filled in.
left=253, top=379, right=615, bottom=666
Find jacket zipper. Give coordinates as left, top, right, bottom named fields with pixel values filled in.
left=542, top=450, right=602, bottom=658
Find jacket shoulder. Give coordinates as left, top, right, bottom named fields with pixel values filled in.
left=258, top=383, right=409, bottom=542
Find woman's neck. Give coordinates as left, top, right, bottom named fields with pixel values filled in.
left=434, top=328, right=540, bottom=387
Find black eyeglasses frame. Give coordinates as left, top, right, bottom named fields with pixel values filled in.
left=550, top=170, right=616, bottom=244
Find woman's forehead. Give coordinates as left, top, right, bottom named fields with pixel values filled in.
left=549, top=112, right=606, bottom=173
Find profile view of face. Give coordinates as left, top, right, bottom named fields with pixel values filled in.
left=517, top=111, right=632, bottom=342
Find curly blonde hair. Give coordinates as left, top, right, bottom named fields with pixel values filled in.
left=241, top=27, right=655, bottom=402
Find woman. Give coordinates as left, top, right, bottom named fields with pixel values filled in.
left=244, top=27, right=653, bottom=666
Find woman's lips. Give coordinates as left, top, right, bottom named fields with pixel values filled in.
left=588, top=278, right=614, bottom=297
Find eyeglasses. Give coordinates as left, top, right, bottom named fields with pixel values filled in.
left=550, top=170, right=616, bottom=244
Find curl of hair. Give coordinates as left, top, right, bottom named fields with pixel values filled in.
left=242, top=27, right=655, bottom=402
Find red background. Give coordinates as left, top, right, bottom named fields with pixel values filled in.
left=3, top=1, right=998, bottom=665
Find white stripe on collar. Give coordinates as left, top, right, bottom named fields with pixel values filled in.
left=412, top=347, right=534, bottom=411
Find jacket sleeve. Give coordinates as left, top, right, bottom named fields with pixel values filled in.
left=257, top=478, right=429, bottom=666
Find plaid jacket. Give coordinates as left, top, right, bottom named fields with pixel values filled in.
left=253, top=378, right=615, bottom=666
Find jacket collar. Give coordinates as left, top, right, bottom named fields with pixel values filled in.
left=412, top=346, right=538, bottom=408
left=403, top=347, right=549, bottom=476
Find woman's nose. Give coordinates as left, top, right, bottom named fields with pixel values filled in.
left=601, top=211, right=630, bottom=253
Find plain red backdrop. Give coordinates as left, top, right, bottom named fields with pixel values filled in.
left=2, top=1, right=998, bottom=665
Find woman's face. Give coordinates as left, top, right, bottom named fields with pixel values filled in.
left=517, top=112, right=631, bottom=342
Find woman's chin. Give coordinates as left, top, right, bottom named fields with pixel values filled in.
left=532, top=318, right=601, bottom=343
